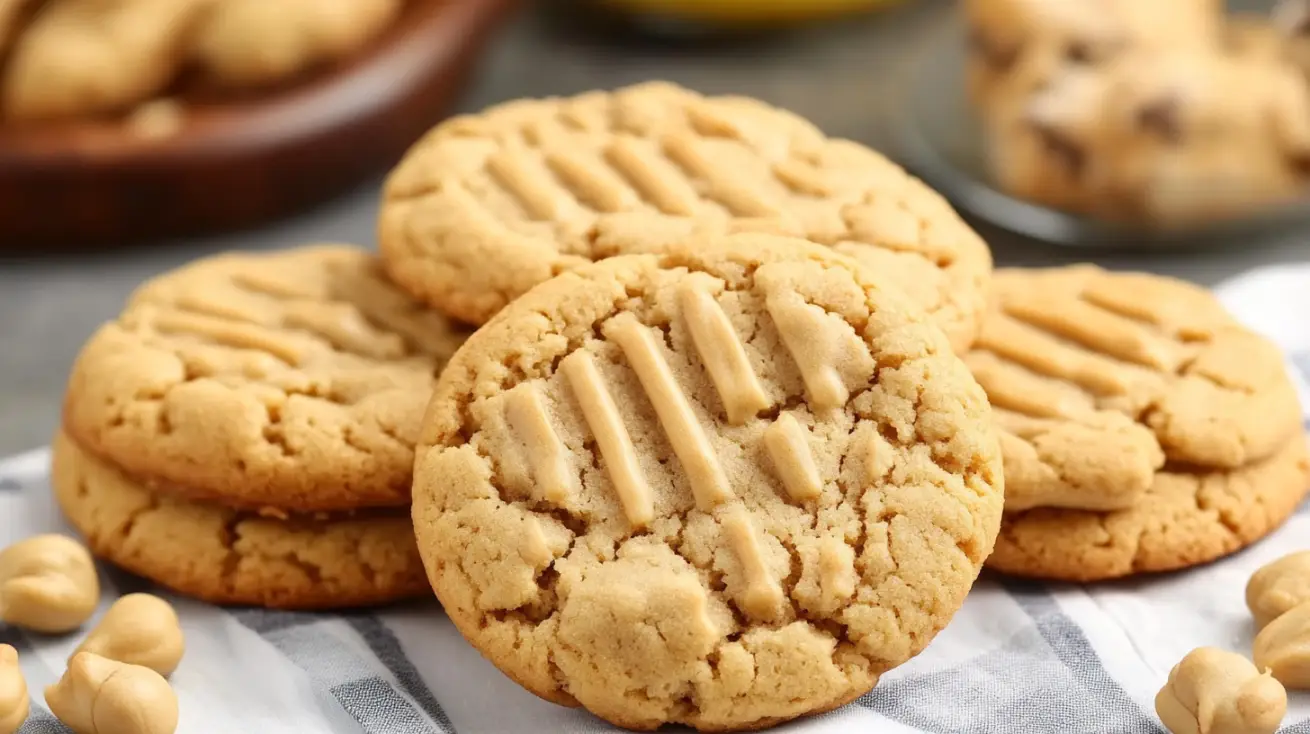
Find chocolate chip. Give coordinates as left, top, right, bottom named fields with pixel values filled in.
left=1289, top=150, right=1310, bottom=176
left=968, top=28, right=1021, bottom=71
left=1137, top=97, right=1183, bottom=143
left=1032, top=123, right=1086, bottom=177
left=1065, top=41, right=1094, bottom=64
left=1066, top=37, right=1130, bottom=66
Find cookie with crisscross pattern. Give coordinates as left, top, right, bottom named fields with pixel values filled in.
left=964, top=265, right=1302, bottom=514
left=411, top=233, right=1003, bottom=730
left=378, top=81, right=993, bottom=352
left=62, top=244, right=471, bottom=512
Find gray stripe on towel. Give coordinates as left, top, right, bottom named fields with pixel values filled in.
left=859, top=582, right=1160, bottom=733
left=345, top=616, right=457, bottom=734
left=231, top=609, right=446, bottom=734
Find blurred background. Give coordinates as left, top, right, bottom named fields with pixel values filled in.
left=1, top=0, right=1308, bottom=455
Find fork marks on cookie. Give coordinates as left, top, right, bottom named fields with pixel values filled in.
left=1004, top=291, right=1177, bottom=372
left=543, top=149, right=639, bottom=213
left=487, top=148, right=583, bottom=222
left=608, top=314, right=734, bottom=512
left=765, top=289, right=871, bottom=412
left=425, top=83, right=847, bottom=242
left=603, top=136, right=701, bottom=216
left=974, top=314, right=1134, bottom=398
left=965, top=267, right=1199, bottom=422
left=503, top=385, right=574, bottom=505
left=561, top=350, right=655, bottom=528
left=764, top=414, right=822, bottom=502
left=661, top=131, right=784, bottom=218
left=677, top=280, right=772, bottom=425
left=722, top=509, right=786, bottom=621
left=151, top=311, right=308, bottom=366
left=522, top=281, right=878, bottom=525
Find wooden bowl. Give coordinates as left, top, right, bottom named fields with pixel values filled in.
left=0, top=0, right=518, bottom=249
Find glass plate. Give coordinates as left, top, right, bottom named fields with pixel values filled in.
left=883, top=10, right=1310, bottom=251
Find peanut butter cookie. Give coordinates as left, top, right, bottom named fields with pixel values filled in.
left=52, top=430, right=428, bottom=609
left=410, top=234, right=1004, bottom=730
left=378, top=81, right=993, bottom=352
left=63, top=245, right=470, bottom=513
left=964, top=266, right=1302, bottom=513
left=988, top=434, right=1310, bottom=582
left=190, top=0, right=401, bottom=88
left=3, top=0, right=210, bottom=121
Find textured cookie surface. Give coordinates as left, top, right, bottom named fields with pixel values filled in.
left=63, top=245, right=470, bottom=512
left=411, top=234, right=1004, bottom=731
left=988, top=435, right=1310, bottom=582
left=53, top=431, right=428, bottom=609
left=378, top=81, right=992, bottom=352
left=964, top=265, right=1302, bottom=513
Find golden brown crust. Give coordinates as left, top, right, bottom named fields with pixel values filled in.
left=964, top=265, right=1302, bottom=514
left=411, top=233, right=1003, bottom=730
left=62, top=244, right=470, bottom=513
left=52, top=430, right=429, bottom=610
left=987, top=435, right=1310, bottom=582
left=377, top=81, right=992, bottom=352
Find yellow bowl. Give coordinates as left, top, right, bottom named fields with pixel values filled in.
left=595, top=0, right=906, bottom=25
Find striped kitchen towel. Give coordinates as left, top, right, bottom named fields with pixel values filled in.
left=2, top=263, right=1308, bottom=734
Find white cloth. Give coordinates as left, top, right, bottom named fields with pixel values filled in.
left=3, top=265, right=1309, bottom=734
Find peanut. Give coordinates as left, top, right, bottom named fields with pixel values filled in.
left=46, top=652, right=178, bottom=734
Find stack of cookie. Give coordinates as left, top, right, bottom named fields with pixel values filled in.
left=369, top=81, right=1306, bottom=728
left=378, top=80, right=994, bottom=353
left=52, top=245, right=470, bottom=609
left=964, top=0, right=1310, bottom=227
left=378, top=82, right=1013, bottom=729
left=48, top=80, right=1310, bottom=731
left=962, top=266, right=1310, bottom=581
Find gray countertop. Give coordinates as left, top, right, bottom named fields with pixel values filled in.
left=3, top=0, right=1309, bottom=456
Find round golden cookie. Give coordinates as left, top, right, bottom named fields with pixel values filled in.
left=52, top=430, right=428, bottom=609
left=378, top=81, right=993, bottom=352
left=987, top=434, right=1310, bottom=582
left=963, top=265, right=1303, bottom=514
left=62, top=244, right=471, bottom=513
left=411, top=233, right=1005, bottom=731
